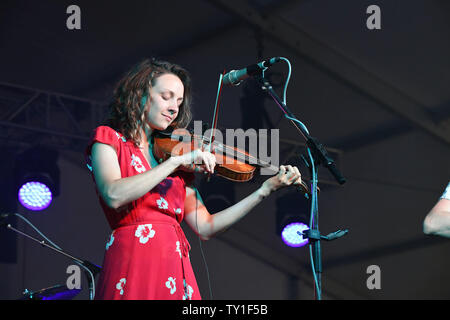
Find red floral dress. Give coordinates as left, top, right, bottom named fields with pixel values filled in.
left=85, top=126, right=201, bottom=300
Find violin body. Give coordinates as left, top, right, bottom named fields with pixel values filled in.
left=214, top=162, right=255, bottom=182
left=152, top=128, right=256, bottom=182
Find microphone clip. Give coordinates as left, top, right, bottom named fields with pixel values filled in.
left=300, top=229, right=349, bottom=242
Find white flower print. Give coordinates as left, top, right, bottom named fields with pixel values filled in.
left=156, top=196, right=168, bottom=210
left=114, top=131, right=126, bottom=143
left=131, top=153, right=146, bottom=173
left=165, top=277, right=176, bottom=295
left=175, top=241, right=182, bottom=258
left=174, top=208, right=182, bottom=215
left=116, top=278, right=126, bottom=295
left=135, top=224, right=156, bottom=244
left=183, top=279, right=194, bottom=300
left=105, top=231, right=115, bottom=250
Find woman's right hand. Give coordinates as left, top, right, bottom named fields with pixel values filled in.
left=173, top=149, right=217, bottom=174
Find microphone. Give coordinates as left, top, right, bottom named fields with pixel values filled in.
left=222, top=57, right=281, bottom=86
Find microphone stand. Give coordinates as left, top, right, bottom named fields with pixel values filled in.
left=253, top=74, right=348, bottom=300
left=1, top=216, right=101, bottom=300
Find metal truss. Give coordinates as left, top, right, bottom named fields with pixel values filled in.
left=0, top=82, right=109, bottom=152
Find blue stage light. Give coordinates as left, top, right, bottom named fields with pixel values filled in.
left=18, top=181, right=53, bottom=211
left=14, top=146, right=60, bottom=212
left=281, top=222, right=309, bottom=247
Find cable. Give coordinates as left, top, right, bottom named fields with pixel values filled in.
left=11, top=213, right=96, bottom=300
left=307, top=148, right=321, bottom=300
left=270, top=64, right=321, bottom=298
left=264, top=57, right=291, bottom=115
left=194, top=188, right=213, bottom=300
left=14, top=213, right=60, bottom=249
left=267, top=72, right=320, bottom=298
left=284, top=114, right=310, bottom=136
left=274, top=114, right=322, bottom=299
left=279, top=57, right=292, bottom=106
left=262, top=56, right=322, bottom=299
left=274, top=58, right=312, bottom=141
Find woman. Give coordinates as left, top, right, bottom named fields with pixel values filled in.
left=423, top=181, right=450, bottom=238
left=86, top=58, right=303, bottom=300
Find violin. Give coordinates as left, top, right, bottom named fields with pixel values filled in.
left=152, top=128, right=319, bottom=196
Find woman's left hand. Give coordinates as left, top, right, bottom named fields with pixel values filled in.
left=260, top=165, right=302, bottom=196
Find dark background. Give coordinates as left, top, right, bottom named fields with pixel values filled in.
left=0, top=0, right=449, bottom=300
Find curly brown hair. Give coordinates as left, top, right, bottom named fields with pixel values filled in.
left=106, top=58, right=192, bottom=146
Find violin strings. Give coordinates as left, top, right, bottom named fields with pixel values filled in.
left=168, top=133, right=261, bottom=164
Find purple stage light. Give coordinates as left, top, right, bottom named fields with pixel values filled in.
left=281, top=222, right=309, bottom=247
left=18, top=181, right=53, bottom=211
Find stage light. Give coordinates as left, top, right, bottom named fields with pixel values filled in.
left=281, top=222, right=309, bottom=248
left=276, top=193, right=310, bottom=248
left=14, top=146, right=60, bottom=212
left=18, top=181, right=53, bottom=211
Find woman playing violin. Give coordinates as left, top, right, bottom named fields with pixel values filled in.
left=86, top=58, right=303, bottom=300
